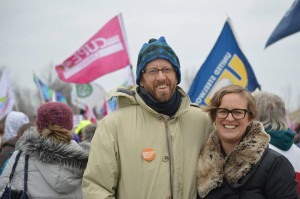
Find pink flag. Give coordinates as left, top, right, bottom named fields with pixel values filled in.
left=55, top=13, right=130, bottom=83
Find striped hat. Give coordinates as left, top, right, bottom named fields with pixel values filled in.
left=136, top=36, right=181, bottom=85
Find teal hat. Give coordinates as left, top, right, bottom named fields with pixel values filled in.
left=136, top=36, right=181, bottom=85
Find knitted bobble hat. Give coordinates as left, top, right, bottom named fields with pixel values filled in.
left=36, top=102, right=73, bottom=133
left=136, top=36, right=181, bottom=85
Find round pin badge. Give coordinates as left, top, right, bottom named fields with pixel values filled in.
left=142, top=148, right=156, bottom=162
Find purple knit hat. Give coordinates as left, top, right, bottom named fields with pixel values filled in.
left=36, top=102, right=73, bottom=132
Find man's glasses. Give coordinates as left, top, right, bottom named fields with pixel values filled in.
left=142, top=67, right=176, bottom=76
left=215, top=108, right=248, bottom=120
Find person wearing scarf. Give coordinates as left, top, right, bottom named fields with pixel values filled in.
left=254, top=90, right=300, bottom=197
left=83, top=36, right=213, bottom=199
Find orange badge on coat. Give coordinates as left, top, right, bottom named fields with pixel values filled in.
left=142, top=148, right=156, bottom=162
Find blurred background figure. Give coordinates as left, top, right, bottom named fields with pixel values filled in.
left=2, top=111, right=29, bottom=143
left=79, top=124, right=96, bottom=150
left=253, top=90, right=300, bottom=197
left=0, top=111, right=29, bottom=169
left=0, top=122, right=34, bottom=174
left=294, top=123, right=300, bottom=147
left=0, top=123, right=4, bottom=147
left=0, top=102, right=89, bottom=199
left=74, top=120, right=92, bottom=142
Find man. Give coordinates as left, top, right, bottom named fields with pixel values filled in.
left=83, top=36, right=213, bottom=199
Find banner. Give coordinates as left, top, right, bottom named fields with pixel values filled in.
left=266, top=0, right=300, bottom=48
left=188, top=18, right=260, bottom=106
left=0, top=69, right=15, bottom=120
left=55, top=13, right=130, bottom=83
left=71, top=82, right=106, bottom=110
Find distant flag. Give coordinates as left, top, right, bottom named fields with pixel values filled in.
left=84, top=105, right=97, bottom=124
left=55, top=13, right=131, bottom=83
left=100, top=96, right=118, bottom=117
left=53, top=91, right=67, bottom=103
left=188, top=18, right=260, bottom=106
left=0, top=69, right=15, bottom=120
left=33, top=73, right=54, bottom=102
left=33, top=73, right=67, bottom=103
left=265, top=0, right=300, bottom=48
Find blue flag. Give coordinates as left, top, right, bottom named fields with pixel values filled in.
left=33, top=73, right=54, bottom=101
left=188, top=19, right=260, bottom=106
left=266, top=0, right=300, bottom=48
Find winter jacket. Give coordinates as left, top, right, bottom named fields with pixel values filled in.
left=83, top=86, right=213, bottom=199
left=0, top=136, right=18, bottom=169
left=265, top=128, right=300, bottom=196
left=197, top=121, right=298, bottom=199
left=0, top=126, right=89, bottom=199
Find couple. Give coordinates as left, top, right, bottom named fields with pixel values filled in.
left=83, top=37, right=298, bottom=198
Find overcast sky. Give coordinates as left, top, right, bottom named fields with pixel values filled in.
left=0, top=0, right=299, bottom=111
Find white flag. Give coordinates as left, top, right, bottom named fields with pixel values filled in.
left=71, top=82, right=106, bottom=110
left=0, top=69, right=15, bottom=120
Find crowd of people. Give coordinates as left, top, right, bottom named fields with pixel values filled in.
left=0, top=36, right=299, bottom=199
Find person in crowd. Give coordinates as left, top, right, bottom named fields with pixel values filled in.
left=0, top=102, right=89, bottom=198
left=75, top=120, right=92, bottom=142
left=196, top=85, right=298, bottom=199
left=0, top=122, right=34, bottom=175
left=2, top=111, right=29, bottom=144
left=83, top=36, right=213, bottom=199
left=79, top=124, right=96, bottom=151
left=0, top=111, right=29, bottom=168
left=253, top=90, right=300, bottom=196
left=0, top=122, right=4, bottom=147
left=294, top=123, right=300, bottom=147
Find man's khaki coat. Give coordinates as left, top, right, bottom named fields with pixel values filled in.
left=83, top=86, right=213, bottom=199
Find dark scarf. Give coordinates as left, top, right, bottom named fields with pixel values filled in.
left=138, top=87, right=181, bottom=117
left=265, top=128, right=295, bottom=151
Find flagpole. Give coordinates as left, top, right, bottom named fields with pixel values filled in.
left=119, top=13, right=135, bottom=86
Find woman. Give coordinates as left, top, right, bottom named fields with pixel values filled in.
left=196, top=85, right=298, bottom=199
left=0, top=102, right=89, bottom=199
left=0, top=111, right=29, bottom=168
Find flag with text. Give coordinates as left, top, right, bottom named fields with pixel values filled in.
left=55, top=13, right=130, bottom=83
left=188, top=19, right=260, bottom=106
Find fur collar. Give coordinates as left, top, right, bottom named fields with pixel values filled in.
left=16, top=126, right=89, bottom=175
left=196, top=121, right=270, bottom=198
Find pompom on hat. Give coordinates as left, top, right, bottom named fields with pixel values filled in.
left=136, top=36, right=181, bottom=85
left=36, top=102, right=73, bottom=133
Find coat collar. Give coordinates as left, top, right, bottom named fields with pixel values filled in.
left=16, top=126, right=89, bottom=175
left=197, top=121, right=270, bottom=198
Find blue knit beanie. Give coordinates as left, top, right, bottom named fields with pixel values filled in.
left=136, top=36, right=181, bottom=85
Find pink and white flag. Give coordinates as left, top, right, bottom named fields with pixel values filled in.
left=55, top=13, right=130, bottom=83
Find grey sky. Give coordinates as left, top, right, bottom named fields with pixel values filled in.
left=0, top=0, right=299, bottom=110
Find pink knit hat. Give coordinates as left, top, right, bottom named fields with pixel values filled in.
left=36, top=102, right=73, bottom=132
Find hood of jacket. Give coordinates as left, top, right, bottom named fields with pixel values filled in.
left=16, top=126, right=89, bottom=175
left=3, top=111, right=29, bottom=142
left=197, top=121, right=270, bottom=198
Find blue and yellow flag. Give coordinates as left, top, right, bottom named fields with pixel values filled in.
left=188, top=19, right=260, bottom=106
